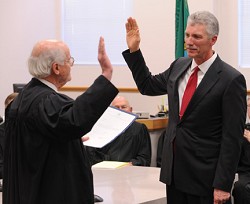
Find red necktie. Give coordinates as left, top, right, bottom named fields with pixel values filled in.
left=179, top=66, right=199, bottom=119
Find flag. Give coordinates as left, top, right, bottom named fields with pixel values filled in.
left=175, top=0, right=189, bottom=59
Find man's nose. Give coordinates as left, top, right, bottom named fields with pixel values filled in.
left=185, top=37, right=193, bottom=45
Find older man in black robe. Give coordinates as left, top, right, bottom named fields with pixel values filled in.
left=3, top=37, right=118, bottom=204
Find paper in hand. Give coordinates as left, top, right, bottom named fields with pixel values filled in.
left=83, top=106, right=137, bottom=148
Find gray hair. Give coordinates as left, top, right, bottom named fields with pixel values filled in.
left=187, top=11, right=219, bottom=39
left=28, top=40, right=67, bottom=78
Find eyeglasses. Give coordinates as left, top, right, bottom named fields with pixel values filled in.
left=66, top=57, right=74, bottom=67
left=114, top=105, right=129, bottom=110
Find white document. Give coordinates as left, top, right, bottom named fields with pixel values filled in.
left=83, top=106, right=137, bottom=148
left=92, top=161, right=129, bottom=169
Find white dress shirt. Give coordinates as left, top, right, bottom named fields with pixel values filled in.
left=178, top=52, right=218, bottom=110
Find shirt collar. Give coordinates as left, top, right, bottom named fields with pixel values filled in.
left=190, top=51, right=218, bottom=74
left=37, top=78, right=57, bottom=92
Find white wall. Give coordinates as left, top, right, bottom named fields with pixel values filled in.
left=0, top=0, right=248, bottom=116
left=0, top=0, right=61, bottom=115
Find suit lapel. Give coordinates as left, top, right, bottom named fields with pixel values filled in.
left=172, top=59, right=192, bottom=122
left=181, top=56, right=222, bottom=120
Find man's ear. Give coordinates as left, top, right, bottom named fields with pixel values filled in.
left=210, top=35, right=218, bottom=46
left=52, top=63, right=60, bottom=75
left=130, top=107, right=133, bottom=112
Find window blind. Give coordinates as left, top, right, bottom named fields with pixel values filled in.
left=239, top=0, right=250, bottom=68
left=62, top=0, right=132, bottom=65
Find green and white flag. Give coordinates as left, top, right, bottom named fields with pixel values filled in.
left=175, top=0, right=189, bottom=59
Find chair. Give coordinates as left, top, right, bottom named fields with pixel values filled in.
left=231, top=173, right=239, bottom=204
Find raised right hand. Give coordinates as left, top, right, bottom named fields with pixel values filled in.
left=98, top=36, right=113, bottom=81
left=125, top=17, right=141, bottom=53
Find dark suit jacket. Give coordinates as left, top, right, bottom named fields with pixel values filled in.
left=123, top=49, right=247, bottom=196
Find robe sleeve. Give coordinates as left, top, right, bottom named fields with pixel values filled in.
left=36, top=75, right=119, bottom=142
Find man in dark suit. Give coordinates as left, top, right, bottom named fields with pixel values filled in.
left=3, top=37, right=118, bottom=204
left=122, top=11, right=246, bottom=204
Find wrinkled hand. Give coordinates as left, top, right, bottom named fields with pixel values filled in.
left=214, top=189, right=230, bottom=204
left=244, top=129, right=250, bottom=142
left=125, top=17, right=141, bottom=52
left=98, top=37, right=113, bottom=81
left=81, top=136, right=89, bottom=142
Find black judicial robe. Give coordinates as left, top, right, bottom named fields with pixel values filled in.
left=3, top=76, right=118, bottom=204
left=237, top=138, right=250, bottom=176
left=0, top=122, right=4, bottom=178
left=232, top=138, right=250, bottom=203
left=86, top=121, right=151, bottom=166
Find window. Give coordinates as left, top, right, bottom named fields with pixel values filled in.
left=239, top=0, right=250, bottom=68
left=62, top=0, right=132, bottom=65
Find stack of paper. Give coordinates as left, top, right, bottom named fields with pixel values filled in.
left=92, top=161, right=130, bottom=169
